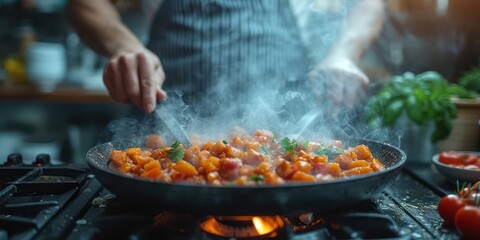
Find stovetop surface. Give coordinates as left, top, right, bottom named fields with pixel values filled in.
left=0, top=163, right=460, bottom=240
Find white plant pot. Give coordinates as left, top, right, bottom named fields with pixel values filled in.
left=395, top=113, right=437, bottom=163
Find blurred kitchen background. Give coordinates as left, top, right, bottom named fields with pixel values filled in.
left=0, top=0, right=479, bottom=165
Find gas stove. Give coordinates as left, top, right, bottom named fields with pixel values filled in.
left=0, top=153, right=460, bottom=239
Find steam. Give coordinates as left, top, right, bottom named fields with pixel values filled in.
left=105, top=0, right=401, bottom=147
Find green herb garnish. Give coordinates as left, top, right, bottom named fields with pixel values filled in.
left=166, top=141, right=185, bottom=162
left=248, top=174, right=264, bottom=183
left=281, top=137, right=299, bottom=154
left=314, top=145, right=344, bottom=160
left=222, top=140, right=228, bottom=144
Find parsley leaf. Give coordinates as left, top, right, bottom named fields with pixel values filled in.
left=248, top=174, right=264, bottom=183
left=314, top=145, right=344, bottom=160
left=166, top=141, right=185, bottom=162
left=281, top=137, right=298, bottom=154
left=222, top=140, right=228, bottom=144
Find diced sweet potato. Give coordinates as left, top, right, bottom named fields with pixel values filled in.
left=291, top=171, right=316, bottom=182
left=150, top=149, right=167, bottom=159
left=341, top=166, right=373, bottom=177
left=131, top=155, right=154, bottom=167
left=326, top=163, right=341, bottom=177
left=140, top=167, right=163, bottom=179
left=202, top=156, right=220, bottom=174
left=109, top=150, right=128, bottom=166
left=263, top=172, right=285, bottom=184
left=230, top=136, right=245, bottom=149
left=276, top=161, right=296, bottom=179
left=370, top=159, right=385, bottom=171
left=253, top=129, right=274, bottom=145
left=255, top=162, right=271, bottom=174
left=353, top=145, right=373, bottom=161
left=293, top=161, right=312, bottom=174
left=202, top=142, right=215, bottom=152
left=184, top=145, right=200, bottom=161
left=312, top=155, right=328, bottom=164
left=174, top=160, right=198, bottom=177
left=347, top=160, right=370, bottom=169
left=126, top=148, right=142, bottom=157
left=144, top=160, right=161, bottom=171
left=211, top=141, right=228, bottom=157
left=118, top=162, right=132, bottom=173
left=244, top=141, right=262, bottom=151
left=245, top=149, right=267, bottom=166
left=333, top=152, right=357, bottom=170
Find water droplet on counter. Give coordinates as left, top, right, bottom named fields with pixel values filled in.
left=76, top=219, right=87, bottom=225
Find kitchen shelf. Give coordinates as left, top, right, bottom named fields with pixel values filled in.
left=0, top=84, right=113, bottom=103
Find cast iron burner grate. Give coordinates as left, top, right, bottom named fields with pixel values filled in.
left=0, top=154, right=102, bottom=240
left=0, top=154, right=462, bottom=240
left=68, top=193, right=406, bottom=240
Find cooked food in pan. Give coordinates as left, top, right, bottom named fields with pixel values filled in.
left=108, top=129, right=385, bottom=185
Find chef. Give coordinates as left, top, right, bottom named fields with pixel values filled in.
left=68, top=0, right=384, bottom=114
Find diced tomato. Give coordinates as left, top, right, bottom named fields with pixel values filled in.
left=219, top=158, right=243, bottom=180
left=144, top=135, right=164, bottom=149
left=276, top=161, right=297, bottom=179
left=222, top=158, right=243, bottom=171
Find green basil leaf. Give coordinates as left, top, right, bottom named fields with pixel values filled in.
left=432, top=113, right=453, bottom=142
left=405, top=95, right=423, bottom=125
left=384, top=100, right=404, bottom=126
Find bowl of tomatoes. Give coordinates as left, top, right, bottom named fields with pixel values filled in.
left=432, top=151, right=480, bottom=183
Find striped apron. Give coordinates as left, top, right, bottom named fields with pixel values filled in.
left=147, top=0, right=310, bottom=114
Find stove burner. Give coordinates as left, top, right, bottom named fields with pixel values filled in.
left=200, top=216, right=282, bottom=238
left=34, top=154, right=50, bottom=166
left=152, top=212, right=197, bottom=234
left=5, top=153, right=23, bottom=166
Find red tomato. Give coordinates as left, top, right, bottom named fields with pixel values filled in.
left=459, top=182, right=480, bottom=198
left=454, top=206, right=480, bottom=240
left=439, top=152, right=466, bottom=166
left=464, top=193, right=480, bottom=206
left=438, top=194, right=467, bottom=225
left=463, top=154, right=479, bottom=165
left=219, top=158, right=242, bottom=180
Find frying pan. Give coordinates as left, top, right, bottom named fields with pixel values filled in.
left=86, top=138, right=406, bottom=216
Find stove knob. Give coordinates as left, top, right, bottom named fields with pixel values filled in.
left=35, top=154, right=51, bottom=166
left=6, top=153, right=23, bottom=166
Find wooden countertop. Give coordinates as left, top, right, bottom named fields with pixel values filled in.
left=0, top=84, right=114, bottom=103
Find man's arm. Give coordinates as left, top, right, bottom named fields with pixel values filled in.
left=327, top=0, right=384, bottom=63
left=67, top=0, right=166, bottom=112
left=310, top=0, right=384, bottom=111
left=67, top=0, right=143, bottom=57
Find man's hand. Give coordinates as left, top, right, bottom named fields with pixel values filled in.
left=103, top=48, right=167, bottom=113
left=309, top=58, right=369, bottom=111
